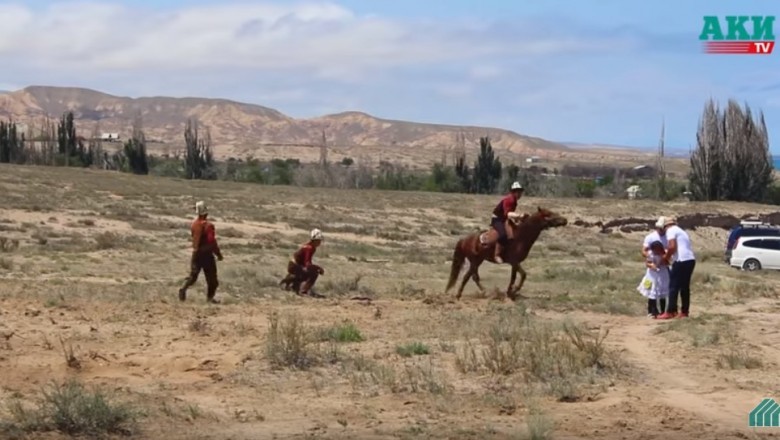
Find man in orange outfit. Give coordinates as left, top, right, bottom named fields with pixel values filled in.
left=281, top=228, right=325, bottom=297
left=179, top=201, right=224, bottom=304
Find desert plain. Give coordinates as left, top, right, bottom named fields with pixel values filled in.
left=1, top=164, right=780, bottom=439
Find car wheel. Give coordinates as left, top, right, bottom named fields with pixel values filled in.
left=743, top=259, right=762, bottom=271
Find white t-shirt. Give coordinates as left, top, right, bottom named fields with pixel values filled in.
left=665, top=225, right=695, bottom=262
left=642, top=230, right=668, bottom=251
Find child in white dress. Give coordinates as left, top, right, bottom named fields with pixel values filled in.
left=637, top=240, right=670, bottom=318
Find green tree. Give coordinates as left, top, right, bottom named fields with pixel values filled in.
left=689, top=99, right=773, bottom=202
left=424, top=163, right=462, bottom=192
left=0, top=120, right=25, bottom=164
left=183, top=118, right=216, bottom=180
left=56, top=111, right=93, bottom=167
left=123, top=114, right=149, bottom=175
left=472, top=136, right=502, bottom=194
left=454, top=153, right=471, bottom=192
left=504, top=163, right=520, bottom=182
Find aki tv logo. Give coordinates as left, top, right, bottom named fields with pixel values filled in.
left=749, top=398, right=780, bottom=427
left=700, top=15, right=775, bottom=54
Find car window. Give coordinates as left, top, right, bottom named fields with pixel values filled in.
left=762, top=239, right=780, bottom=251
left=742, top=239, right=762, bottom=248
left=739, top=229, right=780, bottom=238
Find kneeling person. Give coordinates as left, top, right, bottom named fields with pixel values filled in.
left=284, top=229, right=325, bottom=297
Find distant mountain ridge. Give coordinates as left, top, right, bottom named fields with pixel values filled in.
left=562, top=142, right=690, bottom=158
left=0, top=85, right=572, bottom=161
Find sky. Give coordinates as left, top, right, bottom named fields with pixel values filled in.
left=0, top=0, right=779, bottom=152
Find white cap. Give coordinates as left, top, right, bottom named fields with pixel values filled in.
left=195, top=201, right=208, bottom=216
left=511, top=181, right=523, bottom=191
left=310, top=228, right=323, bottom=240
left=654, top=216, right=666, bottom=229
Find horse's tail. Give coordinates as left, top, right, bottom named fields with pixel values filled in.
left=445, top=239, right=467, bottom=292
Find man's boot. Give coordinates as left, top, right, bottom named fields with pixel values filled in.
left=206, top=286, right=220, bottom=304
left=494, top=242, right=504, bottom=264
left=299, top=280, right=312, bottom=297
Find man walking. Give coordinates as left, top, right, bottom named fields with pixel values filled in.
left=657, top=217, right=696, bottom=319
left=179, top=201, right=224, bottom=304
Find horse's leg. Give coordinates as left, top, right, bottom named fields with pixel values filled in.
left=471, top=260, right=486, bottom=293
left=456, top=261, right=476, bottom=300
left=506, top=264, right=518, bottom=301
left=509, top=264, right=528, bottom=300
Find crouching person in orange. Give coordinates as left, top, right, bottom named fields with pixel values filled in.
left=179, top=201, right=224, bottom=304
left=284, top=228, right=325, bottom=297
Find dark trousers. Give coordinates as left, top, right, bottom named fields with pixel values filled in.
left=668, top=260, right=696, bottom=314
left=491, top=218, right=508, bottom=244
left=282, top=262, right=320, bottom=294
left=648, top=298, right=667, bottom=316
left=281, top=261, right=306, bottom=292
left=182, top=252, right=219, bottom=299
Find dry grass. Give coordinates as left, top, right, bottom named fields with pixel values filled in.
left=1, top=164, right=779, bottom=439
left=1, top=379, right=138, bottom=438
left=455, top=307, right=621, bottom=402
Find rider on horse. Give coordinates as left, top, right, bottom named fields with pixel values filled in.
left=491, top=181, right=524, bottom=263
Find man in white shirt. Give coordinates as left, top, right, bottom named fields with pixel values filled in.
left=641, top=217, right=670, bottom=316
left=657, top=217, right=696, bottom=319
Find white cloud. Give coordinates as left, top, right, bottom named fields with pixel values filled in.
left=0, top=1, right=627, bottom=77
left=433, top=83, right=473, bottom=99
left=468, top=65, right=504, bottom=80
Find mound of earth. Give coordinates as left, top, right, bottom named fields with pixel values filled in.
left=572, top=212, right=780, bottom=234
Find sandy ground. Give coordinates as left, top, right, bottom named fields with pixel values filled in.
left=1, top=164, right=780, bottom=439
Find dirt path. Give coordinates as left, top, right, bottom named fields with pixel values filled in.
left=607, top=311, right=780, bottom=438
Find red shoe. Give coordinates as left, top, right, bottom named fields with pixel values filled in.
left=657, top=312, right=677, bottom=320
left=678, top=312, right=689, bottom=318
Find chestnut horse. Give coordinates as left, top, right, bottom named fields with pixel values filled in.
left=445, top=207, right=568, bottom=301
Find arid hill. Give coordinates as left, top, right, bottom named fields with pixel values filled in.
left=0, top=85, right=658, bottom=166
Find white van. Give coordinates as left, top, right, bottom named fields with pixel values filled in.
left=729, top=236, right=780, bottom=271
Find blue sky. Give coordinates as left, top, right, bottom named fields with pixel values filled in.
left=1, top=0, right=778, bottom=152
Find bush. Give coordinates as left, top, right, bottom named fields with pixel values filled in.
left=455, top=308, right=620, bottom=401
left=396, top=342, right=431, bottom=357
left=2, top=379, right=137, bottom=437
left=318, top=322, right=365, bottom=343
left=265, top=312, right=319, bottom=370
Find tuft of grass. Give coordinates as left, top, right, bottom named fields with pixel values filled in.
left=0, top=236, right=20, bottom=252
left=2, top=379, right=137, bottom=437
left=320, top=275, right=369, bottom=296
left=595, top=256, right=622, bottom=268
left=219, top=227, right=245, bottom=238
left=525, top=405, right=554, bottom=440
left=188, top=318, right=210, bottom=335
left=653, top=313, right=731, bottom=347
left=400, top=360, right=451, bottom=394
left=94, top=232, right=121, bottom=250
left=454, top=308, right=620, bottom=402
left=265, top=312, right=319, bottom=370
left=717, top=348, right=763, bottom=370
left=396, top=342, right=430, bottom=357
left=338, top=354, right=451, bottom=396
left=318, top=322, right=364, bottom=343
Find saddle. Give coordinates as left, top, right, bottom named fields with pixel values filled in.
left=478, top=214, right=528, bottom=247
